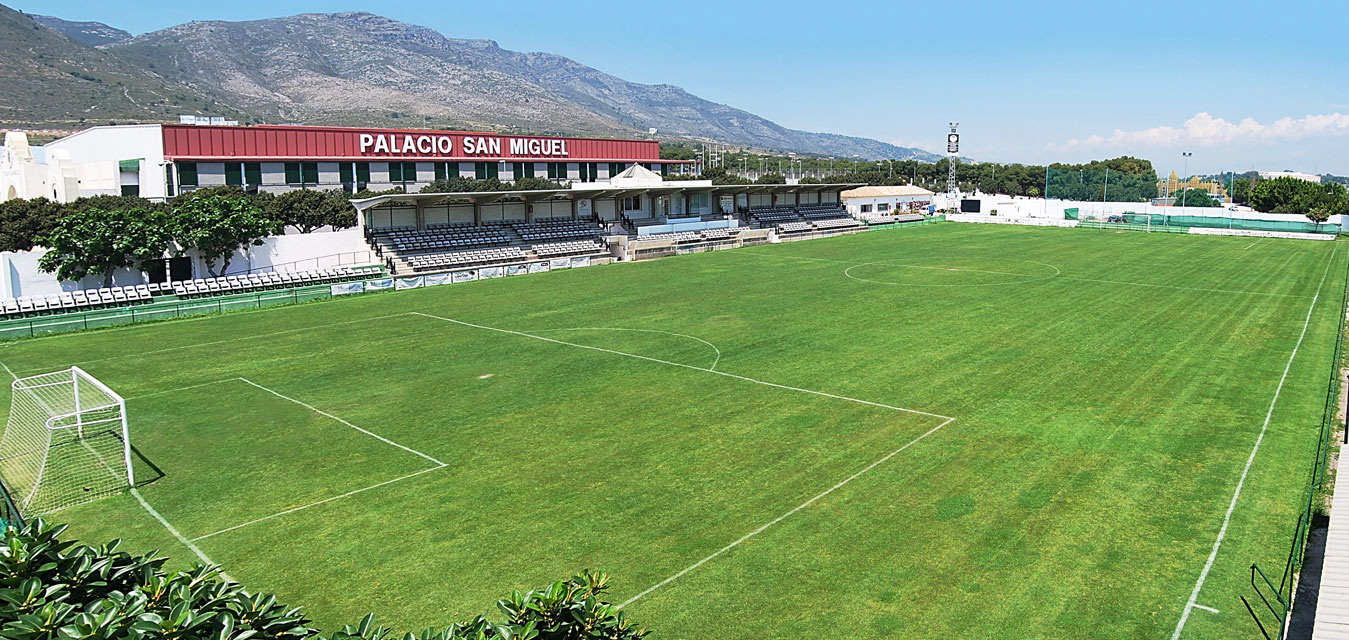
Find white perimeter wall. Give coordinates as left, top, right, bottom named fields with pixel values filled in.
left=936, top=193, right=1346, bottom=228
left=0, top=227, right=374, bottom=298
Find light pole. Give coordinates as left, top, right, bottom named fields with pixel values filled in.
left=1181, top=152, right=1193, bottom=208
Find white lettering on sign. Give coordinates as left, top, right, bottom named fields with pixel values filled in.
left=357, top=133, right=574, bottom=158
left=464, top=137, right=504, bottom=155
left=360, top=133, right=453, bottom=156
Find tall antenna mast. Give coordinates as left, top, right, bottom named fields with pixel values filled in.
left=946, top=122, right=960, bottom=200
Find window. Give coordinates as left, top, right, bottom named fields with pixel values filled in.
left=340, top=162, right=354, bottom=184
left=660, top=163, right=669, bottom=176
left=609, top=162, right=623, bottom=177
left=301, top=162, right=319, bottom=184
left=244, top=162, right=262, bottom=186
left=355, top=162, right=370, bottom=183
left=177, top=162, right=198, bottom=187
left=621, top=195, right=642, bottom=211
left=120, top=184, right=140, bottom=197
left=224, top=163, right=243, bottom=186
left=578, top=163, right=598, bottom=182
left=390, top=162, right=417, bottom=183
left=434, top=162, right=449, bottom=181
left=517, top=162, right=535, bottom=178
left=474, top=162, right=499, bottom=180
left=547, top=162, right=567, bottom=180
left=877, top=203, right=891, bottom=211
left=284, top=162, right=302, bottom=185
left=860, top=204, right=872, bottom=213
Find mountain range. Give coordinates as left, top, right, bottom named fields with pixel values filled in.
left=2, top=6, right=940, bottom=161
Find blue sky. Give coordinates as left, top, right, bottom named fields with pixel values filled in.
left=20, top=0, right=1349, bottom=174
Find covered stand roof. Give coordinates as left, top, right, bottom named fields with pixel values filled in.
left=350, top=181, right=866, bottom=212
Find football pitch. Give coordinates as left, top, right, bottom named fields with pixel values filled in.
left=1, top=223, right=1344, bottom=639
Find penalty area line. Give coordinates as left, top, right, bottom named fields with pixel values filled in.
left=618, top=415, right=954, bottom=609
left=190, top=465, right=444, bottom=541
left=406, top=311, right=957, bottom=607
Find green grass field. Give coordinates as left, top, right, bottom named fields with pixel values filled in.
left=0, top=223, right=1343, bottom=639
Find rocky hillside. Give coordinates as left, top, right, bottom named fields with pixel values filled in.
left=29, top=13, right=129, bottom=46
left=0, top=4, right=251, bottom=128
left=107, top=12, right=938, bottom=160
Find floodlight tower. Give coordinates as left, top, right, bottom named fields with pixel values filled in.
left=946, top=122, right=960, bottom=200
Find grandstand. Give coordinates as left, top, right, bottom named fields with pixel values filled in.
left=368, top=219, right=611, bottom=274
left=746, top=203, right=866, bottom=236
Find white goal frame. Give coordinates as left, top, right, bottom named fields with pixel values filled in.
left=0, top=366, right=133, bottom=515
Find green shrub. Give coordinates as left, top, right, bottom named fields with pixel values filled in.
left=0, top=520, right=647, bottom=640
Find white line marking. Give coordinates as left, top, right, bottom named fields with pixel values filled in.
left=1171, top=246, right=1338, bottom=640
left=7, top=313, right=415, bottom=375
left=0, top=361, right=232, bottom=578
left=130, top=488, right=232, bottom=581
left=410, top=312, right=952, bottom=421
left=618, top=415, right=955, bottom=608
left=1193, top=604, right=1220, bottom=614
left=1244, top=238, right=1267, bottom=250
left=124, top=378, right=240, bottom=401
left=235, top=377, right=445, bottom=466
left=409, top=311, right=958, bottom=605
left=190, top=465, right=444, bottom=541
left=529, top=327, right=722, bottom=371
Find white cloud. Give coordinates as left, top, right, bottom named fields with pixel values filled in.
left=1047, top=112, right=1349, bottom=150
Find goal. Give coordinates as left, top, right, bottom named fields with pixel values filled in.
left=0, top=367, right=133, bottom=516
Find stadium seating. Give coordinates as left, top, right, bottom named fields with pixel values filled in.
left=776, top=221, right=815, bottom=234
left=513, top=219, right=602, bottom=242
left=171, top=267, right=366, bottom=298
left=372, top=225, right=510, bottom=253
left=407, top=247, right=527, bottom=271
left=811, top=217, right=863, bottom=230
left=532, top=240, right=607, bottom=258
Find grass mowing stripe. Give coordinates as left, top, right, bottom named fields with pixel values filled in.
left=409, top=312, right=953, bottom=421
left=1170, top=246, right=1338, bottom=640
left=235, top=377, right=446, bottom=467
left=617, top=415, right=956, bottom=608
left=6, top=312, right=415, bottom=376
left=190, top=465, right=445, bottom=541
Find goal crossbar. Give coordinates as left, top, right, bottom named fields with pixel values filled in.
left=0, top=366, right=133, bottom=516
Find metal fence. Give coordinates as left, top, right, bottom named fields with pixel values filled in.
left=0, top=288, right=337, bottom=341
left=1244, top=256, right=1349, bottom=639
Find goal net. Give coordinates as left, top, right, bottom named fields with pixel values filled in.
left=0, top=367, right=133, bottom=516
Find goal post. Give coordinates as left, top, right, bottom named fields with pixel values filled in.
left=0, top=366, right=133, bottom=516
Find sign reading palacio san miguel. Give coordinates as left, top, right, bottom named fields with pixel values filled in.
left=160, top=124, right=661, bottom=162
left=359, top=132, right=571, bottom=157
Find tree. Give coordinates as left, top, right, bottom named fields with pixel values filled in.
left=420, top=176, right=480, bottom=193
left=1250, top=177, right=1349, bottom=217
left=1307, top=205, right=1332, bottom=231
left=0, top=197, right=63, bottom=252
left=512, top=177, right=568, bottom=191
left=38, top=206, right=170, bottom=286
left=172, top=195, right=284, bottom=277
left=0, top=519, right=648, bottom=640
left=269, top=189, right=357, bottom=233
left=1230, top=178, right=1252, bottom=204
left=756, top=172, right=785, bottom=184
left=1171, top=188, right=1221, bottom=207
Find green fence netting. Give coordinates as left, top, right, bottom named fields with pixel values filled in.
left=1111, top=213, right=1340, bottom=235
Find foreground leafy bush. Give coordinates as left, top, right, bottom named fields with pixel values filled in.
left=0, top=520, right=647, bottom=640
